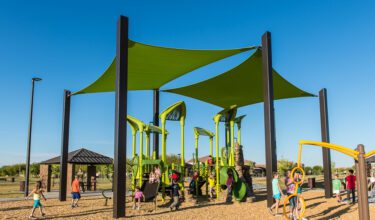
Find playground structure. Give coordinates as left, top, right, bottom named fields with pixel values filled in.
left=212, top=106, right=248, bottom=201
left=126, top=101, right=187, bottom=200
left=57, top=15, right=322, bottom=218
left=285, top=140, right=375, bottom=220
left=126, top=115, right=165, bottom=190
left=192, top=127, right=214, bottom=196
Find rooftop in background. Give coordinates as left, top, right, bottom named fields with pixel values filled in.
left=366, top=154, right=375, bottom=163
left=39, top=148, right=113, bottom=165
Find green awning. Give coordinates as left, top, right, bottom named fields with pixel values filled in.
left=164, top=49, right=315, bottom=108
left=73, top=40, right=254, bottom=94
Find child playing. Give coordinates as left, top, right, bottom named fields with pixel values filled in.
left=71, top=175, right=81, bottom=208
left=285, top=171, right=297, bottom=219
left=169, top=179, right=181, bottom=211
left=208, top=173, right=216, bottom=199
left=345, top=169, right=356, bottom=204
left=226, top=169, right=234, bottom=203
left=268, top=172, right=284, bottom=216
left=333, top=174, right=343, bottom=202
left=154, top=166, right=161, bottom=182
left=149, top=170, right=156, bottom=183
left=26, top=181, right=46, bottom=218
left=133, top=186, right=145, bottom=210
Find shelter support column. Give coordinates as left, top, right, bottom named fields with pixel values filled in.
left=153, top=89, right=160, bottom=159
left=357, top=144, right=370, bottom=220
left=319, top=88, right=332, bottom=198
left=66, top=163, right=75, bottom=193
left=39, top=164, right=51, bottom=192
left=261, top=31, right=278, bottom=208
left=59, top=90, right=71, bottom=201
left=113, top=15, right=128, bottom=218
left=87, top=165, right=96, bottom=191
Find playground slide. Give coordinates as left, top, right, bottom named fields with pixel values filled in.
left=219, top=167, right=247, bottom=201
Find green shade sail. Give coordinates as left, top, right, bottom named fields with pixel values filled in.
left=73, top=40, right=254, bottom=95
left=164, top=49, right=315, bottom=108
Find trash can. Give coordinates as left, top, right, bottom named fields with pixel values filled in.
left=308, top=177, right=316, bottom=189
left=20, top=181, right=25, bottom=191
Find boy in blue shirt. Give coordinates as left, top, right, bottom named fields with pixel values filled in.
left=268, top=172, right=284, bottom=216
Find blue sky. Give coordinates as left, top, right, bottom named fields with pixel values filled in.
left=0, top=0, right=374, bottom=168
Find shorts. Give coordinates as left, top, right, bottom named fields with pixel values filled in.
left=273, top=193, right=281, bottom=200
left=33, top=200, right=42, bottom=208
left=333, top=190, right=340, bottom=194
left=72, top=192, right=81, bottom=199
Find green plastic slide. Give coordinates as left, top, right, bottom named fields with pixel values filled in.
left=219, top=167, right=247, bottom=201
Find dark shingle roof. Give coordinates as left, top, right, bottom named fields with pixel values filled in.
left=40, top=148, right=113, bottom=165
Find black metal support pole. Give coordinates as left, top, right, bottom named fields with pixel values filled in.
left=262, top=31, right=277, bottom=208
left=59, top=90, right=71, bottom=201
left=319, top=88, right=332, bottom=198
left=113, top=15, right=128, bottom=218
left=25, top=80, right=35, bottom=197
left=153, top=89, right=160, bottom=159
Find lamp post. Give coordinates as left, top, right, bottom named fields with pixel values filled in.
left=25, top=77, right=42, bottom=197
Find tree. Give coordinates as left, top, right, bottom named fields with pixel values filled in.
left=312, top=165, right=323, bottom=175
left=277, top=159, right=296, bottom=176
left=165, top=154, right=180, bottom=165
left=304, top=166, right=313, bottom=175
left=30, top=163, right=40, bottom=177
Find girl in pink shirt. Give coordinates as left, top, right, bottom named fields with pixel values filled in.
left=133, top=186, right=145, bottom=210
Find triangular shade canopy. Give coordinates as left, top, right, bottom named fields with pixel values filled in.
left=164, top=49, right=315, bottom=108
left=73, top=40, right=254, bottom=94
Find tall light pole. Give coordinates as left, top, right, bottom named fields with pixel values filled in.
left=25, top=77, right=42, bottom=197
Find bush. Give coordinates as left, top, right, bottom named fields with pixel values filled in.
left=312, top=165, right=323, bottom=175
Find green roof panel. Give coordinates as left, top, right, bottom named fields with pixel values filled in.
left=73, top=40, right=254, bottom=94
left=164, top=49, right=315, bottom=108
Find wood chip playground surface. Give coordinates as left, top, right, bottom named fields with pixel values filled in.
left=1, top=189, right=374, bottom=220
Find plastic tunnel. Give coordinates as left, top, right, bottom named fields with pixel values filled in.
left=219, top=167, right=247, bottom=201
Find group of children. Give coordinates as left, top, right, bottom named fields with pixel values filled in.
left=25, top=175, right=81, bottom=219
left=332, top=169, right=357, bottom=203
left=269, top=169, right=360, bottom=219
left=269, top=171, right=304, bottom=219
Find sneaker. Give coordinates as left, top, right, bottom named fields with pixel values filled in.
left=71, top=204, right=75, bottom=208
left=42, top=213, right=46, bottom=217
